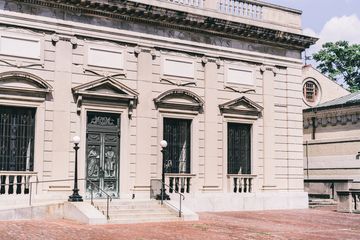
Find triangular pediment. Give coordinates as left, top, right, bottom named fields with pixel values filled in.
left=72, top=77, right=139, bottom=118
left=0, top=71, right=52, bottom=101
left=154, top=89, right=204, bottom=112
left=219, top=96, right=263, bottom=117
left=88, top=82, right=127, bottom=95
left=72, top=77, right=138, bottom=98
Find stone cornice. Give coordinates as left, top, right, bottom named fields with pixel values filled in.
left=13, top=0, right=317, bottom=50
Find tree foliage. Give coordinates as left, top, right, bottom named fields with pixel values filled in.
left=313, top=41, right=360, bottom=92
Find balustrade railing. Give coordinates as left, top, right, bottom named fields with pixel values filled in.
left=228, top=174, right=256, bottom=193
left=167, top=0, right=204, bottom=8
left=218, top=0, right=263, bottom=20
left=0, top=171, right=37, bottom=195
left=165, top=174, right=194, bottom=194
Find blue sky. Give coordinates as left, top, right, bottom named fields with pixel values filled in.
left=264, top=0, right=360, bottom=61
left=265, top=0, right=360, bottom=32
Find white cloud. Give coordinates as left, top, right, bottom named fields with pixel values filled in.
left=303, top=14, right=360, bottom=63
left=318, top=14, right=360, bottom=44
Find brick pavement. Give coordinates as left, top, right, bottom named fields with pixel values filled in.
left=0, top=207, right=359, bottom=240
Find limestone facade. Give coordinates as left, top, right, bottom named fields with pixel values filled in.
left=0, top=0, right=316, bottom=211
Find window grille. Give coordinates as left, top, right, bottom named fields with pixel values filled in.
left=227, top=123, right=251, bottom=174
left=0, top=106, right=35, bottom=171
left=304, top=81, right=318, bottom=102
left=163, top=118, right=191, bottom=174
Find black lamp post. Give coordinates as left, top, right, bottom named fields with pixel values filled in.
left=156, top=140, right=170, bottom=201
left=68, top=136, right=83, bottom=202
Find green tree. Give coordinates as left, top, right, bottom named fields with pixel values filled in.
left=313, top=41, right=360, bottom=92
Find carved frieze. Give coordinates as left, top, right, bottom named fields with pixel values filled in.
left=2, top=0, right=317, bottom=58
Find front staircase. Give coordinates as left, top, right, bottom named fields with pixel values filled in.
left=309, top=198, right=337, bottom=208
left=93, top=199, right=182, bottom=224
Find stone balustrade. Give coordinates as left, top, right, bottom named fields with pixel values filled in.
left=158, top=0, right=302, bottom=29
left=228, top=174, right=256, bottom=193
left=218, top=0, right=263, bottom=20
left=166, top=174, right=195, bottom=194
left=166, top=0, right=204, bottom=8
left=0, top=171, right=37, bottom=195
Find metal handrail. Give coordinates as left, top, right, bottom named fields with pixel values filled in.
left=153, top=179, right=185, bottom=218
left=86, top=179, right=112, bottom=220
left=0, top=178, right=112, bottom=220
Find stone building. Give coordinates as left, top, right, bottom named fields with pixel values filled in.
left=0, top=0, right=316, bottom=214
left=303, top=90, right=360, bottom=199
left=301, top=65, right=357, bottom=200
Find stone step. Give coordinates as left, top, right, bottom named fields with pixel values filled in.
left=108, top=215, right=180, bottom=224
left=309, top=202, right=337, bottom=205
left=309, top=200, right=337, bottom=204
left=99, top=208, right=171, bottom=214
left=309, top=198, right=336, bottom=202
left=94, top=200, right=159, bottom=206
left=109, top=212, right=176, bottom=220
left=97, top=209, right=173, bottom=216
left=92, top=199, right=181, bottom=224
left=309, top=198, right=337, bottom=208
left=95, top=204, right=162, bottom=210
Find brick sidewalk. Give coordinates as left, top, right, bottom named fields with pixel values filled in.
left=1, top=208, right=359, bottom=240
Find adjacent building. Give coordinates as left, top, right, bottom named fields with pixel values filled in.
left=0, top=0, right=316, bottom=212
left=303, top=86, right=360, bottom=199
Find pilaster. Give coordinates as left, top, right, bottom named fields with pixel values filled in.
left=134, top=47, right=154, bottom=196
left=261, top=66, right=277, bottom=190
left=203, top=59, right=220, bottom=188
left=52, top=38, right=73, bottom=180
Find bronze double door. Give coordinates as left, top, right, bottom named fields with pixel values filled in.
left=86, top=112, right=120, bottom=198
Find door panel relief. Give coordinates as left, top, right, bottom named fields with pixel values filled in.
left=86, top=112, right=120, bottom=198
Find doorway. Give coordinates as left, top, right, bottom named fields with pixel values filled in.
left=86, top=111, right=120, bottom=197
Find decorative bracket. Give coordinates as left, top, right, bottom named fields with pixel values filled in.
left=76, top=95, right=83, bottom=114
left=128, top=99, right=135, bottom=119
